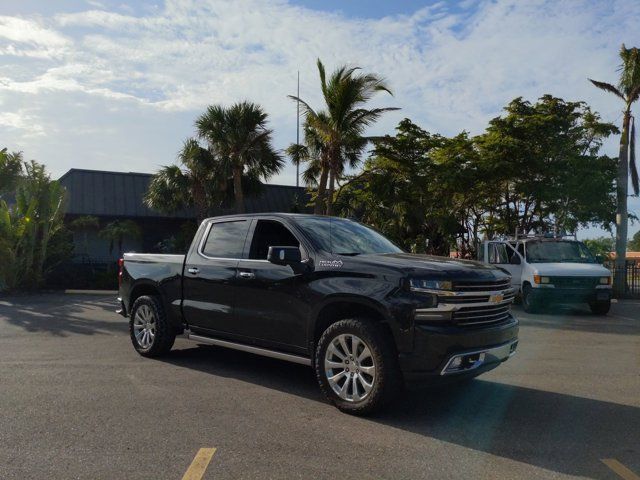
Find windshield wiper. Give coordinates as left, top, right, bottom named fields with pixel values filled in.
left=337, top=252, right=361, bottom=256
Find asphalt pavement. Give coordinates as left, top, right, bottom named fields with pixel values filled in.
left=0, top=293, right=638, bottom=479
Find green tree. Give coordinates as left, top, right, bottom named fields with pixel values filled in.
left=476, top=95, right=618, bottom=236
left=0, top=160, right=67, bottom=289
left=99, top=220, right=142, bottom=258
left=195, top=102, right=283, bottom=214
left=69, top=215, right=100, bottom=259
left=628, top=230, right=640, bottom=251
left=145, top=138, right=223, bottom=223
left=583, top=236, right=615, bottom=259
left=289, top=59, right=398, bottom=215
left=589, top=44, right=640, bottom=291
left=0, top=148, right=24, bottom=198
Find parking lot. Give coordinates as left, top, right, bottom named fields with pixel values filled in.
left=0, top=293, right=638, bottom=480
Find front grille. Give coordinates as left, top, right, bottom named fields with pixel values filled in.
left=453, top=303, right=511, bottom=325
left=453, top=279, right=512, bottom=292
left=440, top=289, right=515, bottom=304
left=549, top=276, right=599, bottom=288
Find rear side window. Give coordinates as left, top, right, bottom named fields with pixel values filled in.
left=201, top=221, right=249, bottom=259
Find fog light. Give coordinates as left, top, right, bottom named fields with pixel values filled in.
left=449, top=356, right=463, bottom=369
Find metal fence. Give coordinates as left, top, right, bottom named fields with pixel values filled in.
left=608, top=263, right=640, bottom=298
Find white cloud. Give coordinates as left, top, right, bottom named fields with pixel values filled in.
left=1, top=0, right=639, bottom=236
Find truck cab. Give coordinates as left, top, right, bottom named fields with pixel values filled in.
left=478, top=235, right=613, bottom=314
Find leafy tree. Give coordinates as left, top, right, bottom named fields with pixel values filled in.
left=628, top=230, right=640, bottom=251
left=99, top=220, right=142, bottom=258
left=288, top=59, right=398, bottom=215
left=589, top=44, right=640, bottom=290
left=0, top=160, right=67, bottom=289
left=0, top=148, right=24, bottom=198
left=145, top=138, right=224, bottom=223
left=195, top=102, right=283, bottom=213
left=476, top=96, right=618, bottom=236
left=583, top=236, right=615, bottom=259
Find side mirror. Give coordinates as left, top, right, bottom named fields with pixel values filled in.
left=595, top=254, right=605, bottom=264
left=267, top=246, right=302, bottom=266
left=510, top=254, right=521, bottom=265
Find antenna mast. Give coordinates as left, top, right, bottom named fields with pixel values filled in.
left=296, top=70, right=300, bottom=188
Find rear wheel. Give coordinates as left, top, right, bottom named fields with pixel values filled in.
left=522, top=284, right=540, bottom=313
left=130, top=295, right=175, bottom=357
left=589, top=299, right=611, bottom=315
left=315, top=318, right=402, bottom=415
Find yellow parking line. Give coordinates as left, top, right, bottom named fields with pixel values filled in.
left=182, top=448, right=217, bottom=480
left=602, top=459, right=640, bottom=480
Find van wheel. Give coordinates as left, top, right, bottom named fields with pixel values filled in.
left=522, top=284, right=539, bottom=313
left=315, top=318, right=402, bottom=415
left=130, top=295, right=175, bottom=357
left=589, top=300, right=611, bottom=315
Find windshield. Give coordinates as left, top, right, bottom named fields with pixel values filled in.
left=526, top=240, right=596, bottom=263
left=295, top=217, right=403, bottom=255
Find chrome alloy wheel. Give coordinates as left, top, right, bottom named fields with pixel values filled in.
left=133, top=305, right=156, bottom=349
left=324, top=334, right=376, bottom=402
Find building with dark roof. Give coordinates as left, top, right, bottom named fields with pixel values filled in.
left=59, top=168, right=310, bottom=262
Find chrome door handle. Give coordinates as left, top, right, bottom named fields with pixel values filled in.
left=187, top=267, right=199, bottom=275
left=238, top=271, right=255, bottom=279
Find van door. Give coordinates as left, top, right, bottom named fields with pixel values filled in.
left=487, top=241, right=523, bottom=290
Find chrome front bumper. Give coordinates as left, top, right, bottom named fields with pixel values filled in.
left=440, top=339, right=519, bottom=375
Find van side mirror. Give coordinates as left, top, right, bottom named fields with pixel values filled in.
left=510, top=254, right=521, bottom=265
left=267, top=246, right=302, bottom=266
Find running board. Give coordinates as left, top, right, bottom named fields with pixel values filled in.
left=182, top=330, right=312, bottom=366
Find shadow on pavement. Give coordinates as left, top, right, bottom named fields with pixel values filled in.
left=0, top=294, right=127, bottom=336
left=162, top=344, right=639, bottom=478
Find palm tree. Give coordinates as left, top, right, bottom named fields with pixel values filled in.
left=99, top=220, right=142, bottom=258
left=288, top=59, right=398, bottom=215
left=145, top=138, right=223, bottom=223
left=590, top=44, right=640, bottom=292
left=0, top=148, right=24, bottom=198
left=69, top=215, right=99, bottom=260
left=195, top=102, right=283, bottom=213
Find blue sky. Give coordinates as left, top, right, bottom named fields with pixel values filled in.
left=1, top=0, right=639, bottom=239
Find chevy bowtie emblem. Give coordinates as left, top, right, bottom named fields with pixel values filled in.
left=489, top=294, right=504, bottom=303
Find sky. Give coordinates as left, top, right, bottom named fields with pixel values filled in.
left=1, top=0, right=639, bottom=240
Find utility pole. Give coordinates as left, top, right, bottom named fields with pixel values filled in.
left=296, top=70, right=300, bottom=188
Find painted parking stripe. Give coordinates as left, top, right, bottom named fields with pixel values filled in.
left=182, top=448, right=217, bottom=480
left=601, top=459, right=640, bottom=480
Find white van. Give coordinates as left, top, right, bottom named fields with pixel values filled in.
left=478, top=235, right=612, bottom=314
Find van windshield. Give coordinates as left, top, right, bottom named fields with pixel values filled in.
left=526, top=240, right=596, bottom=264
left=295, top=217, right=402, bottom=255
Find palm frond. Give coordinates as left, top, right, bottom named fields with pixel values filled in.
left=589, top=79, right=625, bottom=100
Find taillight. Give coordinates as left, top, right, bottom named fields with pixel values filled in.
left=118, top=258, right=124, bottom=287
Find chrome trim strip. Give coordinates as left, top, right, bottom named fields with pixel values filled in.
left=412, top=287, right=515, bottom=297
left=440, top=339, right=518, bottom=375
left=182, top=330, right=312, bottom=366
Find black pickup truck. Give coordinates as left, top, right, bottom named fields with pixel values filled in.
left=118, top=213, right=518, bottom=414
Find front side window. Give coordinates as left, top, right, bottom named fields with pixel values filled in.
left=201, top=221, right=249, bottom=259
left=488, top=243, right=510, bottom=264
left=526, top=240, right=596, bottom=264
left=249, top=220, right=300, bottom=260
left=295, top=217, right=402, bottom=255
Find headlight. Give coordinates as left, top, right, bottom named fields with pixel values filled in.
left=533, top=275, right=551, bottom=284
left=409, top=279, right=452, bottom=291
left=600, top=276, right=611, bottom=285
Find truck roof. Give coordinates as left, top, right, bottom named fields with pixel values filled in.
left=202, top=213, right=348, bottom=222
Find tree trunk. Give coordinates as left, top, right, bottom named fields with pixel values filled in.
left=326, top=168, right=335, bottom=216
left=315, top=163, right=329, bottom=215
left=232, top=166, right=245, bottom=214
left=614, top=109, right=631, bottom=295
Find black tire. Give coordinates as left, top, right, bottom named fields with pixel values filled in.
left=129, top=295, right=175, bottom=357
left=589, top=299, right=611, bottom=315
left=315, top=318, right=402, bottom=415
left=522, top=284, right=539, bottom=313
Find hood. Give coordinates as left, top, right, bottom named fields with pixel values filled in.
left=531, top=262, right=611, bottom=277
left=347, top=252, right=509, bottom=281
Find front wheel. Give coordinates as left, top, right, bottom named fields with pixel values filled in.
left=129, top=295, right=175, bottom=357
left=522, top=284, right=540, bottom=313
left=589, top=299, right=611, bottom=315
left=315, top=318, right=402, bottom=415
